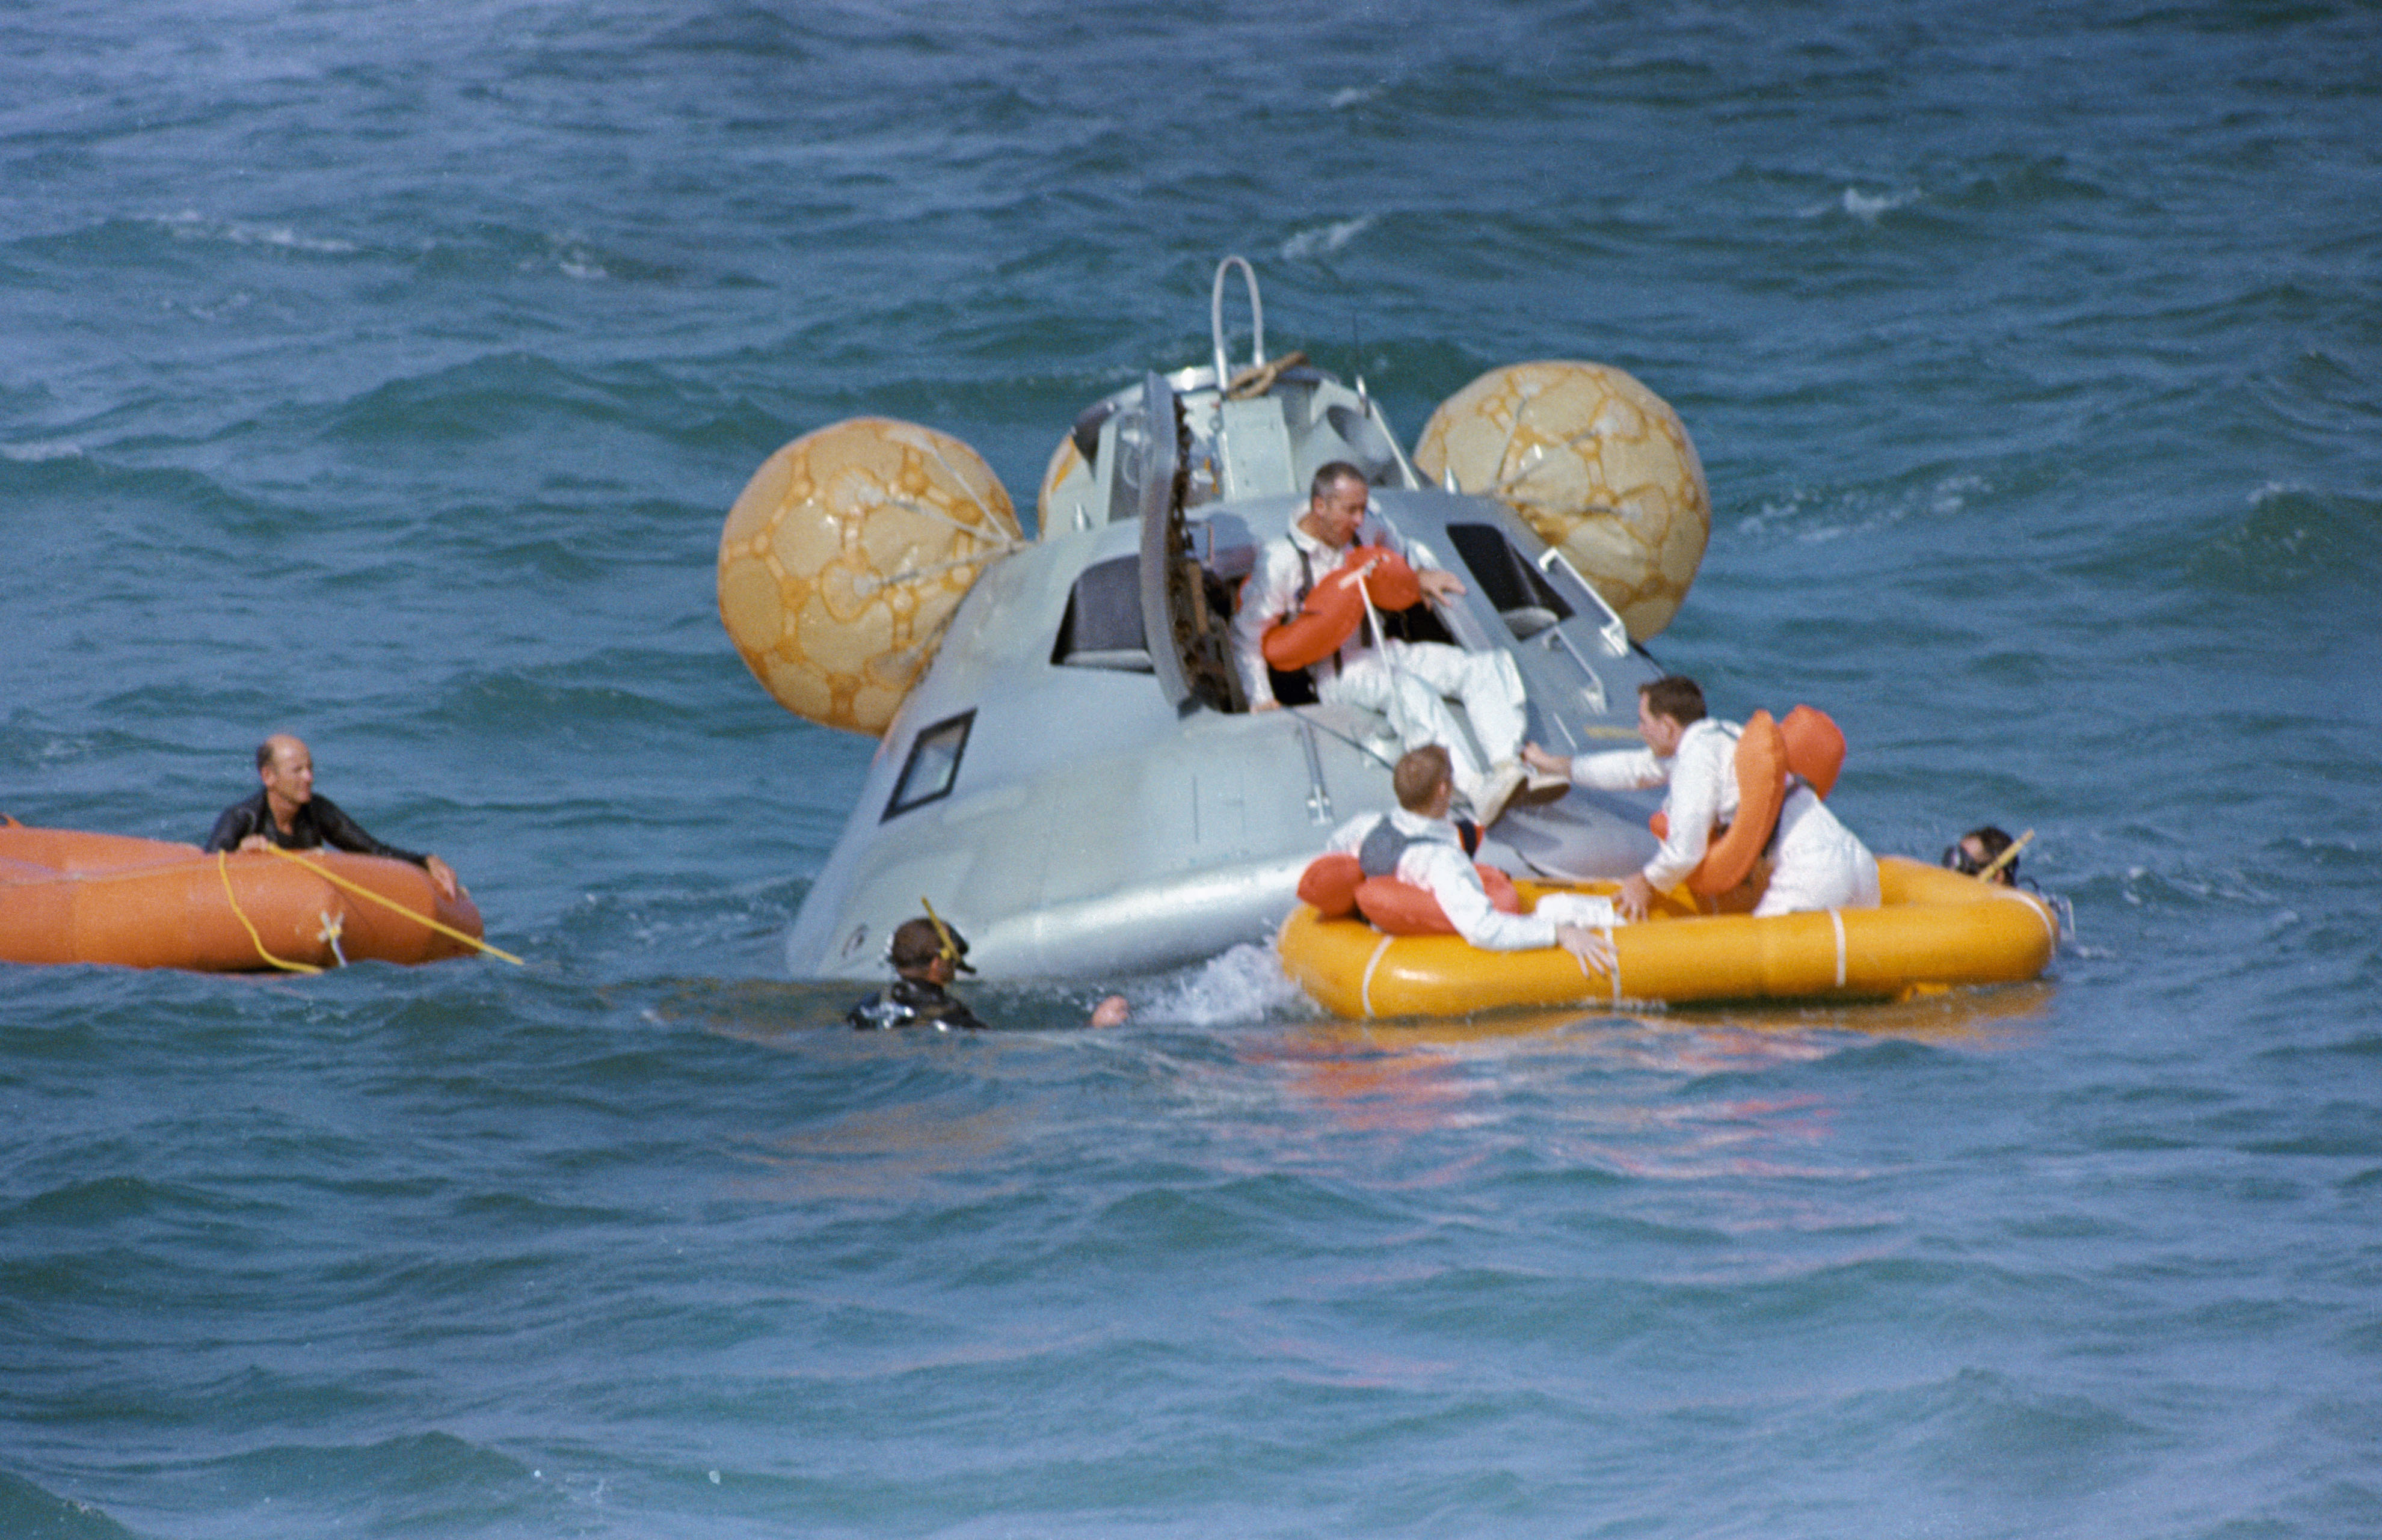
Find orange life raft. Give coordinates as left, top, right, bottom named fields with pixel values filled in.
left=0, top=821, right=484, bottom=972
left=1277, top=856, right=2058, bottom=1019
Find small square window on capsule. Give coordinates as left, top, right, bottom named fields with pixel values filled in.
left=884, top=710, right=975, bottom=820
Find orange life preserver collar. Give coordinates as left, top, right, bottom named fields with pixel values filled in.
left=1646, top=705, right=1848, bottom=898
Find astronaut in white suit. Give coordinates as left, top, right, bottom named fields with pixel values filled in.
left=1525, top=676, right=1878, bottom=921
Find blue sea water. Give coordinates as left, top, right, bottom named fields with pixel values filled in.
left=5, top=1, right=2381, bottom=1535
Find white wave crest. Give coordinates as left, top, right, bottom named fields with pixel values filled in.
left=1139, top=942, right=1313, bottom=1027
left=3, top=440, right=82, bottom=462
left=1836, top=188, right=1915, bottom=224
left=158, top=210, right=357, bottom=254
left=1281, top=216, right=1374, bottom=260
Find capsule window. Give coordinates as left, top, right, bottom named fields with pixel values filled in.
left=1050, top=556, right=1152, bottom=672
left=1445, top=523, right=1573, bottom=631
left=883, top=710, right=975, bottom=820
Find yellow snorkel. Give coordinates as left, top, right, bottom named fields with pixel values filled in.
left=920, top=897, right=973, bottom=972
left=1978, top=829, right=2034, bottom=884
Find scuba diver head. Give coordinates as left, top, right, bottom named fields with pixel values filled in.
left=889, top=906, right=976, bottom=980
left=1943, top=825, right=2018, bottom=885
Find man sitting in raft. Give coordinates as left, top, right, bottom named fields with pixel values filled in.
left=1234, top=461, right=1533, bottom=826
left=1522, top=676, right=1877, bottom=922
left=1330, top=746, right=1615, bottom=969
left=204, top=734, right=461, bottom=901
left=849, top=912, right=1130, bottom=1031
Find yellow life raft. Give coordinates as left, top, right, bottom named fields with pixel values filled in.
left=1276, top=856, right=2058, bottom=1019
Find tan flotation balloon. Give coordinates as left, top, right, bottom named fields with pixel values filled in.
left=1413, top=361, right=1709, bottom=640
left=718, top=417, right=1021, bottom=737
left=1036, top=432, right=1094, bottom=536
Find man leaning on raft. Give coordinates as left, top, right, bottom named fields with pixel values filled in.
left=1523, top=675, right=1877, bottom=922
left=1331, top=746, right=1615, bottom=971
left=204, top=734, right=461, bottom=901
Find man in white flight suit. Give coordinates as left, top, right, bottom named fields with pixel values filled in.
left=1234, top=461, right=1530, bottom=825
left=1329, top=746, right=1614, bottom=968
left=1523, top=676, right=1879, bottom=922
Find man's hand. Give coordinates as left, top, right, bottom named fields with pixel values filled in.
left=1556, top=924, right=1614, bottom=976
left=1616, top=871, right=1655, bottom=922
left=1251, top=699, right=1281, bottom=713
left=425, top=855, right=461, bottom=901
left=1417, top=569, right=1466, bottom=603
left=236, top=833, right=269, bottom=852
left=1089, top=995, right=1130, bottom=1029
left=1520, top=742, right=1571, bottom=778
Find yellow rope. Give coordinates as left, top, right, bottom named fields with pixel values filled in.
left=215, top=852, right=322, bottom=974
left=263, top=846, right=525, bottom=966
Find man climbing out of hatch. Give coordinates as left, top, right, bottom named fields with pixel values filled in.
left=1522, top=675, right=1878, bottom=922
left=1233, top=461, right=1533, bottom=826
left=1329, top=746, right=1615, bottom=969
left=849, top=910, right=1130, bottom=1031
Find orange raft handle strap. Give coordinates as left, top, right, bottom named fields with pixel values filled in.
left=216, top=851, right=325, bottom=975
left=262, top=846, right=525, bottom=966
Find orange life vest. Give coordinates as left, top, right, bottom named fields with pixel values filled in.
left=1643, top=712, right=1785, bottom=897
left=1355, top=868, right=1522, bottom=935
left=1777, top=704, right=1845, bottom=797
left=1294, top=849, right=1522, bottom=936
left=1260, top=545, right=1424, bottom=672
left=1643, top=706, right=1847, bottom=895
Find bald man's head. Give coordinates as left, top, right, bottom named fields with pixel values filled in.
left=256, top=735, right=315, bottom=812
left=256, top=734, right=306, bottom=770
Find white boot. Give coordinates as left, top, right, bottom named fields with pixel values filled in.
left=1472, top=759, right=1527, bottom=829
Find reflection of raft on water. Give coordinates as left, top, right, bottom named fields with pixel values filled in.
left=1278, top=856, right=2058, bottom=1019
left=0, top=821, right=485, bottom=973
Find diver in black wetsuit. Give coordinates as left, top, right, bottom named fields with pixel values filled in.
left=203, top=734, right=461, bottom=900
left=848, top=912, right=1129, bottom=1031
left=848, top=915, right=991, bottom=1031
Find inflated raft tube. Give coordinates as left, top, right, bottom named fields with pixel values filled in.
left=1277, top=857, right=2058, bottom=1019
left=0, top=823, right=484, bottom=972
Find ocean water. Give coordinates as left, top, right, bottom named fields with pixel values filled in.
left=5, top=1, right=2381, bottom=1535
